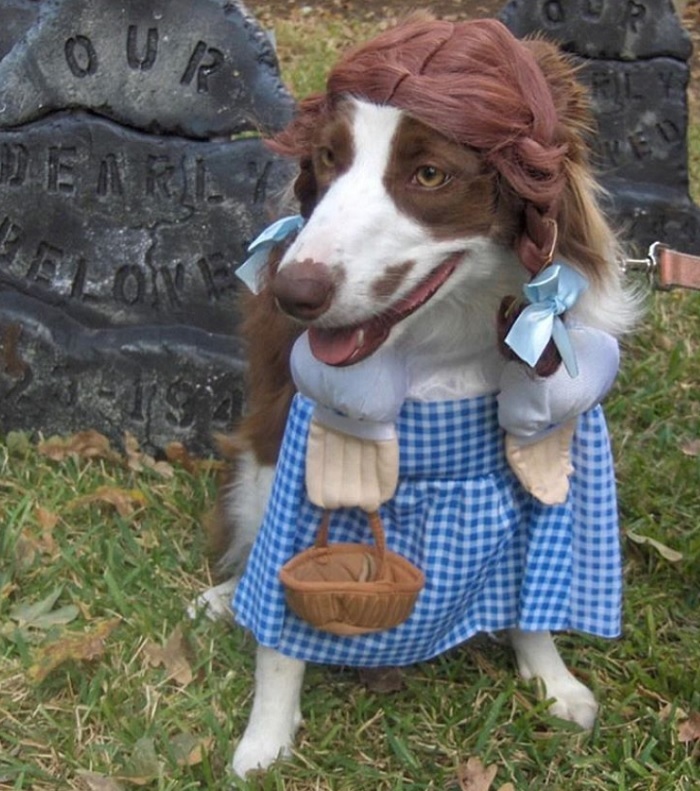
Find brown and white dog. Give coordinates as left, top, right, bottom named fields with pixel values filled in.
left=193, top=15, right=638, bottom=777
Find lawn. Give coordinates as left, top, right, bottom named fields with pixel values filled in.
left=1, top=8, right=699, bottom=791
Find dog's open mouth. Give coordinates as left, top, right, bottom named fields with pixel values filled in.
left=308, top=253, right=461, bottom=366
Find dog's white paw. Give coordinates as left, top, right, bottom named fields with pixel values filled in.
left=509, top=630, right=598, bottom=730
left=186, top=578, right=238, bottom=621
left=544, top=675, right=598, bottom=729
left=231, top=724, right=297, bottom=777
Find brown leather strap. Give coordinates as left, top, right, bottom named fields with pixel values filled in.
left=624, top=243, right=700, bottom=291
left=656, top=246, right=700, bottom=291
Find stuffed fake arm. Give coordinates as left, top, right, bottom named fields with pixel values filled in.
left=291, top=333, right=408, bottom=512
left=498, top=325, right=620, bottom=504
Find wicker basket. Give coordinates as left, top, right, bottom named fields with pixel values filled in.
left=279, top=511, right=425, bottom=636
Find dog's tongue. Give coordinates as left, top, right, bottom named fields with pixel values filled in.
left=308, top=322, right=389, bottom=366
left=307, top=254, right=461, bottom=366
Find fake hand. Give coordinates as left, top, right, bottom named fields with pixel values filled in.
left=305, top=418, right=399, bottom=512
left=505, top=421, right=576, bottom=505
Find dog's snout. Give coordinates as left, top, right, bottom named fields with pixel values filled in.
left=272, top=259, right=335, bottom=321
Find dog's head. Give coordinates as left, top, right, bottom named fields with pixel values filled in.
left=265, top=15, right=626, bottom=367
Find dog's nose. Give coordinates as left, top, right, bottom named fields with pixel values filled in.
left=272, top=259, right=334, bottom=321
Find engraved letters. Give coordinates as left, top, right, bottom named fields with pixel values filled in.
left=47, top=146, right=77, bottom=193
left=180, top=41, right=224, bottom=93
left=62, top=27, right=227, bottom=94
left=65, top=35, right=98, bottom=77
left=0, top=0, right=292, bottom=452
left=537, top=0, right=650, bottom=29
left=1, top=143, right=28, bottom=185
left=127, top=25, right=158, bottom=71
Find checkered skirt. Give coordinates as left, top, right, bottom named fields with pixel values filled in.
left=233, top=394, right=621, bottom=667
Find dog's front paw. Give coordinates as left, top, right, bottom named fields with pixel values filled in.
left=544, top=674, right=598, bottom=729
left=231, top=731, right=294, bottom=777
left=186, top=578, right=238, bottom=621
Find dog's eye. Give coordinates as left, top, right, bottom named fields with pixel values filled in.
left=317, top=147, right=335, bottom=168
left=413, top=165, right=450, bottom=189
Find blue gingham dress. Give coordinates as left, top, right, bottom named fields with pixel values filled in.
left=233, top=393, right=621, bottom=667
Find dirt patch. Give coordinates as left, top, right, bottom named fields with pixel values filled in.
left=253, top=0, right=504, bottom=24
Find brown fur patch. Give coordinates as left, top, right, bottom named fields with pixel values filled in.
left=371, top=260, right=416, bottom=301
left=385, top=116, right=520, bottom=245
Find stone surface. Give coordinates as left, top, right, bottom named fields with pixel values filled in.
left=0, top=0, right=294, bottom=454
left=501, top=0, right=700, bottom=255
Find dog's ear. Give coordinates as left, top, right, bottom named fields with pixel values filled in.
left=294, top=157, right=319, bottom=220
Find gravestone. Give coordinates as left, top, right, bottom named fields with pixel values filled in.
left=501, top=0, right=700, bottom=254
left=0, top=0, right=295, bottom=454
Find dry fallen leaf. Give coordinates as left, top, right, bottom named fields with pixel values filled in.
left=125, top=432, right=174, bottom=478
left=38, top=430, right=121, bottom=463
left=165, top=441, right=226, bottom=474
left=10, top=587, right=79, bottom=631
left=34, top=506, right=59, bottom=555
left=678, top=711, right=700, bottom=744
left=76, top=771, right=126, bottom=791
left=35, top=505, right=59, bottom=531
left=70, top=486, right=147, bottom=518
left=681, top=438, right=700, bottom=457
left=359, top=666, right=406, bottom=693
left=119, top=736, right=161, bottom=786
left=626, top=530, right=683, bottom=563
left=168, top=732, right=214, bottom=767
left=457, top=757, right=498, bottom=791
left=28, top=618, right=120, bottom=683
left=142, top=625, right=194, bottom=686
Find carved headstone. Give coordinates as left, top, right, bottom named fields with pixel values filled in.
left=501, top=0, right=700, bottom=254
left=0, top=0, right=294, bottom=454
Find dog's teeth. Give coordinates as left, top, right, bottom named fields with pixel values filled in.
left=356, top=329, right=365, bottom=347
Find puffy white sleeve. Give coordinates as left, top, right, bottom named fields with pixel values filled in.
left=497, top=325, right=620, bottom=442
left=290, top=333, right=408, bottom=441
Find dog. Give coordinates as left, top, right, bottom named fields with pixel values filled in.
left=193, top=14, right=639, bottom=777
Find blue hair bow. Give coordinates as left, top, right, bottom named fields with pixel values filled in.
left=234, top=214, right=304, bottom=294
left=504, top=263, right=588, bottom=377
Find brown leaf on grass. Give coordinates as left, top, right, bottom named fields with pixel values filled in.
left=678, top=711, right=700, bottom=744
left=28, top=618, right=120, bottom=683
left=681, top=438, right=700, bottom=457
left=164, top=442, right=197, bottom=474
left=38, top=430, right=121, bottom=463
left=626, top=530, right=683, bottom=563
left=34, top=506, right=59, bottom=554
left=76, top=771, right=125, bottom=791
left=35, top=505, right=59, bottom=532
left=119, top=736, right=161, bottom=786
left=70, top=486, right=147, bottom=518
left=456, top=757, right=498, bottom=791
left=165, top=441, right=226, bottom=475
left=10, top=587, right=79, bottom=631
left=142, top=625, right=194, bottom=686
left=124, top=432, right=174, bottom=478
left=168, top=733, right=214, bottom=767
left=358, top=666, right=405, bottom=693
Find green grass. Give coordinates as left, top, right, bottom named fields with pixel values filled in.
left=2, top=10, right=700, bottom=791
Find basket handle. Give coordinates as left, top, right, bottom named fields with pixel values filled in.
left=314, top=510, right=389, bottom=582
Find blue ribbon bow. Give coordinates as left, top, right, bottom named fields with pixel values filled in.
left=234, top=214, right=304, bottom=294
left=504, top=263, right=588, bottom=377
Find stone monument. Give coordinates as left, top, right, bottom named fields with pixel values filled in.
left=501, top=0, right=700, bottom=254
left=0, top=0, right=294, bottom=454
